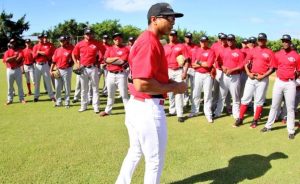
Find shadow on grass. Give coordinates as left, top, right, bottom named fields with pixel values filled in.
left=169, top=152, right=288, bottom=184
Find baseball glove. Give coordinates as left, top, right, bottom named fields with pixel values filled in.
left=52, top=69, right=61, bottom=79
left=73, top=66, right=84, bottom=75
left=176, top=55, right=186, bottom=67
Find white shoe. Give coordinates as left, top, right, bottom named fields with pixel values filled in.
left=78, top=107, right=87, bottom=112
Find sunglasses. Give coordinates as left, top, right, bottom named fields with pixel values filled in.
left=156, top=15, right=175, bottom=22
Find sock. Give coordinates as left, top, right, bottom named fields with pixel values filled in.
left=27, top=83, right=31, bottom=94
left=239, top=104, right=248, bottom=119
left=254, top=106, right=263, bottom=121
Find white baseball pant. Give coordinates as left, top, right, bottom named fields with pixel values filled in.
left=6, top=67, right=25, bottom=102
left=241, top=77, right=269, bottom=106
left=55, top=67, right=72, bottom=106
left=34, top=63, right=54, bottom=99
left=168, top=68, right=184, bottom=117
left=23, top=64, right=35, bottom=84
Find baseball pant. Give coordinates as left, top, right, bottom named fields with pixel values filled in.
left=168, top=68, right=184, bottom=117
left=116, top=96, right=167, bottom=184
left=74, top=75, right=81, bottom=100
left=34, top=63, right=54, bottom=99
left=183, top=68, right=195, bottom=106
left=55, top=67, right=72, bottom=106
left=24, top=64, right=35, bottom=84
left=240, top=71, right=248, bottom=99
left=265, top=78, right=296, bottom=134
left=99, top=65, right=108, bottom=95
left=280, top=90, right=300, bottom=119
left=6, top=67, right=24, bottom=102
left=104, top=71, right=129, bottom=114
left=212, top=69, right=231, bottom=111
left=241, top=77, right=269, bottom=106
left=191, top=72, right=213, bottom=120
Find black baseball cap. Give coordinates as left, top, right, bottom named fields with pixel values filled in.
left=112, top=32, right=123, bottom=39
left=248, top=36, right=257, bottom=43
left=219, top=33, right=227, bottom=40
left=281, top=34, right=291, bottom=41
left=84, top=28, right=93, bottom=35
left=25, top=39, right=31, bottom=43
left=43, top=34, right=48, bottom=38
left=147, top=3, right=184, bottom=20
left=9, top=38, right=16, bottom=43
left=185, top=32, right=193, bottom=38
left=128, top=36, right=135, bottom=41
left=169, top=29, right=177, bottom=35
left=242, top=38, right=248, bottom=44
left=59, top=35, right=67, bottom=41
left=218, top=32, right=225, bottom=39
left=258, top=33, right=267, bottom=40
left=102, top=34, right=109, bottom=39
left=200, top=35, right=209, bottom=42
left=227, top=34, right=235, bottom=40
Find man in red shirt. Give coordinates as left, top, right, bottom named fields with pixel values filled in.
left=22, top=39, right=35, bottom=95
left=99, top=32, right=129, bottom=116
left=214, top=34, right=245, bottom=120
left=72, top=28, right=106, bottom=113
left=126, top=36, right=135, bottom=50
left=261, top=34, right=300, bottom=140
left=50, top=35, right=74, bottom=108
left=3, top=39, right=26, bottom=105
left=234, top=33, right=275, bottom=128
left=115, top=3, right=187, bottom=183
left=164, top=29, right=189, bottom=122
left=32, top=34, right=55, bottom=102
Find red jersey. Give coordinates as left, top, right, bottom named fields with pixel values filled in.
left=32, top=42, right=55, bottom=63
left=245, top=46, right=275, bottom=75
left=3, top=48, right=24, bottom=69
left=52, top=44, right=74, bottom=69
left=22, top=47, right=34, bottom=65
left=221, top=47, right=245, bottom=73
left=104, top=45, right=129, bottom=72
left=72, top=39, right=106, bottom=66
left=164, top=43, right=189, bottom=69
left=240, top=47, right=249, bottom=57
left=129, top=30, right=169, bottom=99
left=212, top=43, right=228, bottom=69
left=184, top=43, right=199, bottom=59
left=192, top=47, right=215, bottom=73
left=274, top=49, right=300, bottom=81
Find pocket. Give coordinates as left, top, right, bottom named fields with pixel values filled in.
left=151, top=100, right=165, bottom=119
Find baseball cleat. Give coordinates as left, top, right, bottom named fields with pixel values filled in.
left=178, top=117, right=185, bottom=123
left=288, top=134, right=295, bottom=140
left=250, top=120, right=258, bottom=129
left=99, top=111, right=109, bottom=117
left=233, top=118, right=243, bottom=127
left=5, top=101, right=12, bottom=105
left=260, top=127, right=271, bottom=132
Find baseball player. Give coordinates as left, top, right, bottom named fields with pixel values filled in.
left=126, top=36, right=135, bottom=50
left=239, top=38, right=250, bottom=100
left=72, top=28, right=106, bottom=113
left=261, top=34, right=300, bottom=140
left=214, top=34, right=245, bottom=120
left=115, top=3, right=186, bottom=183
left=50, top=35, right=74, bottom=108
left=22, top=39, right=35, bottom=96
left=99, top=32, right=129, bottom=117
left=240, top=38, right=249, bottom=56
left=234, top=33, right=275, bottom=128
left=99, top=34, right=111, bottom=97
left=183, top=32, right=198, bottom=107
left=3, top=39, right=26, bottom=105
left=164, top=29, right=189, bottom=122
left=247, top=36, right=257, bottom=49
left=189, top=35, right=215, bottom=123
left=32, top=34, right=55, bottom=102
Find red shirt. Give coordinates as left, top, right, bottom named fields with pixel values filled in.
left=245, top=46, right=275, bottom=75
left=52, top=44, right=74, bottom=69
left=274, top=49, right=300, bottom=81
left=22, top=47, right=34, bottom=65
left=3, top=48, right=24, bottom=69
left=32, top=42, right=55, bottom=63
left=184, top=43, right=199, bottom=59
left=221, top=47, right=245, bottom=73
left=212, top=43, right=228, bottom=69
left=164, top=43, right=189, bottom=69
left=240, top=47, right=249, bottom=57
left=104, top=45, right=129, bottom=72
left=192, top=47, right=215, bottom=73
left=129, top=30, right=169, bottom=99
left=72, top=39, right=106, bottom=66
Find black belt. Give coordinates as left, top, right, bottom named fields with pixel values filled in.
left=109, top=70, right=124, bottom=74
left=25, top=63, right=33, bottom=66
left=10, top=66, right=20, bottom=70
left=37, top=62, right=46, bottom=65
left=151, top=94, right=164, bottom=98
left=83, top=65, right=94, bottom=68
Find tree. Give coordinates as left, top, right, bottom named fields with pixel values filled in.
left=0, top=11, right=29, bottom=51
left=91, top=19, right=122, bottom=41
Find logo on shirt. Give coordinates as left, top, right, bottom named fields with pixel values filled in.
left=202, top=52, right=209, bottom=57
left=64, top=52, right=69, bottom=56
left=174, top=47, right=182, bottom=51
left=117, top=50, right=123, bottom=56
left=231, top=52, right=239, bottom=57
left=262, top=53, right=269, bottom=59
left=288, top=57, right=296, bottom=62
left=90, top=45, right=96, bottom=49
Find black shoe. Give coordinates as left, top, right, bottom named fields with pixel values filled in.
left=288, top=134, right=295, bottom=140
left=260, top=127, right=271, bottom=133
left=33, top=98, right=38, bottom=102
left=233, top=118, right=243, bottom=127
left=178, top=117, right=185, bottom=123
left=72, top=99, right=79, bottom=103
left=166, top=113, right=176, bottom=117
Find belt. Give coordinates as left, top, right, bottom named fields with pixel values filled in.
left=109, top=70, right=124, bottom=74
left=83, top=65, right=95, bottom=68
left=37, top=62, right=48, bottom=65
left=169, top=67, right=182, bottom=70
left=58, top=67, right=69, bottom=70
left=9, top=66, right=20, bottom=70
left=133, top=96, right=164, bottom=105
left=25, top=63, right=33, bottom=66
left=279, top=78, right=295, bottom=82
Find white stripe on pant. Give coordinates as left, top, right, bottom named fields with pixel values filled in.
left=116, top=96, right=167, bottom=184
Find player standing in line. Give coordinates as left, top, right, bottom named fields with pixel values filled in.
left=126, top=36, right=135, bottom=50
left=99, top=34, right=111, bottom=97
left=239, top=38, right=249, bottom=97
left=22, top=39, right=35, bottom=96
left=164, top=29, right=189, bottom=122
left=3, top=39, right=26, bottom=105
left=261, top=34, right=300, bottom=140
left=234, top=33, right=275, bottom=128
left=115, top=3, right=186, bottom=183
left=189, top=35, right=215, bottom=123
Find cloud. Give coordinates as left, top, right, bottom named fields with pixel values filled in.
left=249, top=17, right=264, bottom=24
left=49, top=0, right=56, bottom=6
left=103, top=0, right=173, bottom=12
left=272, top=10, right=300, bottom=18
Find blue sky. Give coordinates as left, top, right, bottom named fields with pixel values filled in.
left=2, top=0, right=300, bottom=40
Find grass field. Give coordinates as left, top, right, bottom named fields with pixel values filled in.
left=0, top=62, right=299, bottom=184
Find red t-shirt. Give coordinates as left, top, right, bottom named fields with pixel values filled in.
left=192, top=47, right=215, bottom=73
left=212, top=43, right=228, bottom=69
left=245, top=46, right=275, bottom=75
left=3, top=48, right=24, bottom=69
left=72, top=39, right=106, bottom=66
left=33, top=42, right=55, bottom=63
left=274, top=49, right=300, bottom=81
left=52, top=44, right=74, bottom=69
left=104, top=45, right=129, bottom=72
left=240, top=47, right=249, bottom=57
left=129, top=30, right=169, bottom=99
left=22, top=47, right=34, bottom=65
left=164, top=43, right=189, bottom=69
left=221, top=47, right=245, bottom=73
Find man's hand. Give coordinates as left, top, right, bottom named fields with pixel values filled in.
left=248, top=72, right=256, bottom=80
left=172, top=81, right=188, bottom=94
left=255, top=74, right=264, bottom=81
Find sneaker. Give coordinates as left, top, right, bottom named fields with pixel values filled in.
left=260, top=127, right=271, bottom=132
left=21, top=100, right=26, bottom=104
left=94, top=108, right=100, bottom=114
left=250, top=120, right=258, bottom=129
left=166, top=113, right=176, bottom=117
left=99, top=111, right=109, bottom=117
left=233, top=118, right=243, bottom=127
left=178, top=117, right=185, bottom=123
left=72, top=99, right=79, bottom=103
left=33, top=98, right=38, bottom=102
left=5, top=101, right=12, bottom=105
left=78, top=107, right=87, bottom=112
left=288, top=134, right=295, bottom=140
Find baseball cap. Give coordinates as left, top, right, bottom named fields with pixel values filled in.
left=59, top=35, right=67, bottom=41
left=258, top=33, right=267, bottom=40
left=112, top=32, right=123, bottom=39
left=227, top=34, right=235, bottom=40
left=242, top=38, right=248, bottom=44
left=84, top=28, right=93, bottom=35
left=248, top=36, right=257, bottom=43
left=218, top=32, right=225, bottom=39
left=219, top=33, right=227, bottom=40
left=185, top=32, right=193, bottom=38
left=200, top=35, right=209, bottom=42
left=169, top=29, right=177, bottom=35
left=147, top=3, right=184, bottom=20
left=281, top=34, right=291, bottom=41
left=37, top=34, right=43, bottom=39
left=25, top=39, right=31, bottom=43
left=128, top=36, right=135, bottom=41
left=102, top=34, right=109, bottom=39
left=9, top=38, right=16, bottom=43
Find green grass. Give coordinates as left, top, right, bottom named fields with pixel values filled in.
left=0, top=62, right=299, bottom=184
